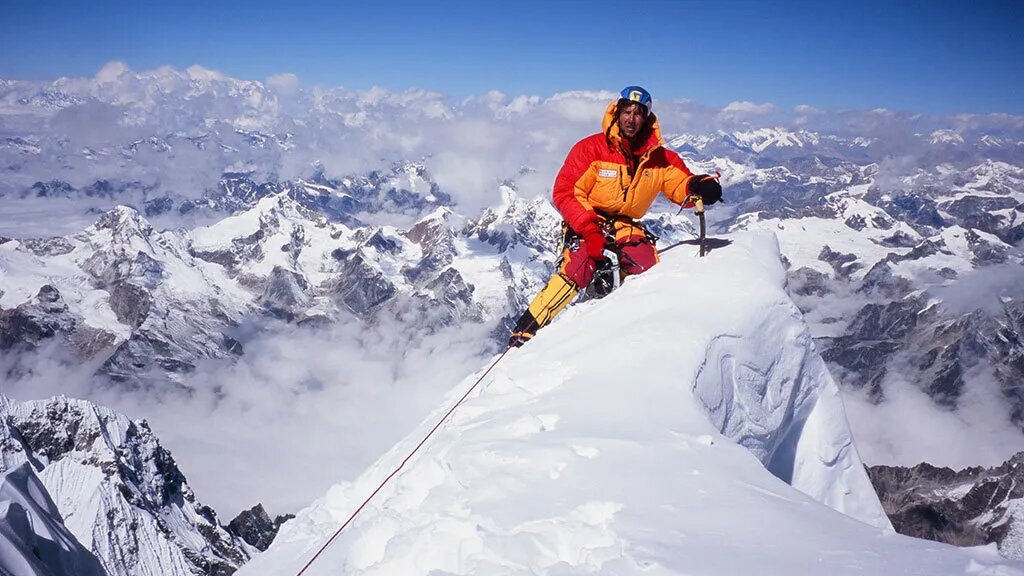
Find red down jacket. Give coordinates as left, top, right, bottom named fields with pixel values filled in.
left=552, top=100, right=698, bottom=234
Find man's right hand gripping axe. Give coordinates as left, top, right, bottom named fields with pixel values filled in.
left=682, top=172, right=722, bottom=257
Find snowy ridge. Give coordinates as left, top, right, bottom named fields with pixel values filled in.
left=238, top=233, right=1021, bottom=575
left=0, top=395, right=252, bottom=576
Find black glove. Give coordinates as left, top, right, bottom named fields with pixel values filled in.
left=689, top=174, right=723, bottom=205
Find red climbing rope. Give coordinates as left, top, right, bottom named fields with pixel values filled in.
left=295, top=345, right=513, bottom=576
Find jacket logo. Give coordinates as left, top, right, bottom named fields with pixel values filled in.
left=598, top=169, right=617, bottom=178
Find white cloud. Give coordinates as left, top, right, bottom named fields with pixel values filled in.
left=935, top=260, right=1024, bottom=315
left=0, top=316, right=497, bottom=517
left=266, top=73, right=301, bottom=93
left=721, top=101, right=776, bottom=115
left=185, top=64, right=225, bottom=83
left=715, top=101, right=779, bottom=128
left=6, top=65, right=1024, bottom=228
left=94, top=61, right=132, bottom=84
left=544, top=90, right=612, bottom=122
left=496, top=94, right=540, bottom=119
left=843, top=359, right=1023, bottom=469
left=793, top=104, right=823, bottom=127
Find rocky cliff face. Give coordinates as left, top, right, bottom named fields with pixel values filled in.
left=226, top=504, right=293, bottom=553
left=868, top=451, right=1024, bottom=560
left=0, top=284, right=116, bottom=367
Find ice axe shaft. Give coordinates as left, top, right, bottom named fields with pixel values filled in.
left=697, top=201, right=706, bottom=257
left=678, top=171, right=718, bottom=257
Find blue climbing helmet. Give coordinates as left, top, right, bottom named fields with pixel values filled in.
left=618, top=85, right=652, bottom=115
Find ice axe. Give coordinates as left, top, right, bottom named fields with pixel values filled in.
left=679, top=171, right=721, bottom=257
left=695, top=196, right=707, bottom=257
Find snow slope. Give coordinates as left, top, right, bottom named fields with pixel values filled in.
left=0, top=395, right=251, bottom=576
left=237, top=232, right=1022, bottom=575
left=0, top=463, right=106, bottom=576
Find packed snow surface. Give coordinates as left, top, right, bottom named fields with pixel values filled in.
left=237, top=232, right=1024, bottom=575
left=0, top=463, right=105, bottom=576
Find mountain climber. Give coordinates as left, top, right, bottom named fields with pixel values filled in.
left=508, top=86, right=722, bottom=348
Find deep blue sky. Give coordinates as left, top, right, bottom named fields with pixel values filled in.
left=2, top=0, right=1022, bottom=115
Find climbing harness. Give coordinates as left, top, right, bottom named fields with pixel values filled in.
left=586, top=250, right=621, bottom=299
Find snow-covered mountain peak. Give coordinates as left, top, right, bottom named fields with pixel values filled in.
left=89, top=205, right=155, bottom=242
left=930, top=129, right=966, bottom=145
left=467, top=185, right=561, bottom=254
left=732, top=126, right=815, bottom=151
left=192, top=192, right=329, bottom=246
left=237, top=232, right=1021, bottom=575
left=0, top=395, right=121, bottom=468
left=297, top=178, right=350, bottom=201
left=405, top=206, right=460, bottom=245
left=667, top=132, right=713, bottom=150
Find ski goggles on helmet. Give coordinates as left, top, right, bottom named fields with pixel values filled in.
left=618, top=85, right=652, bottom=114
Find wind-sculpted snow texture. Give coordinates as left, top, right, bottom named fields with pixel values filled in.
left=0, top=395, right=252, bottom=576
left=238, top=234, right=1021, bottom=576
left=0, top=462, right=107, bottom=576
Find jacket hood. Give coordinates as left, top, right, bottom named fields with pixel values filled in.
left=601, top=101, right=665, bottom=154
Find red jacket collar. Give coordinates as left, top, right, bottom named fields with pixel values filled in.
left=601, top=101, right=665, bottom=156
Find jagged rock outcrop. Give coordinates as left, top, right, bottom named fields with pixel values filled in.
left=0, top=285, right=116, bottom=365
left=108, top=282, right=153, bottom=330
left=227, top=504, right=294, bottom=553
left=819, top=245, right=863, bottom=279
left=819, top=295, right=1024, bottom=421
left=868, top=451, right=1024, bottom=559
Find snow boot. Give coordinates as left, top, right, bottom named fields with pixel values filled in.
left=508, top=273, right=578, bottom=347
